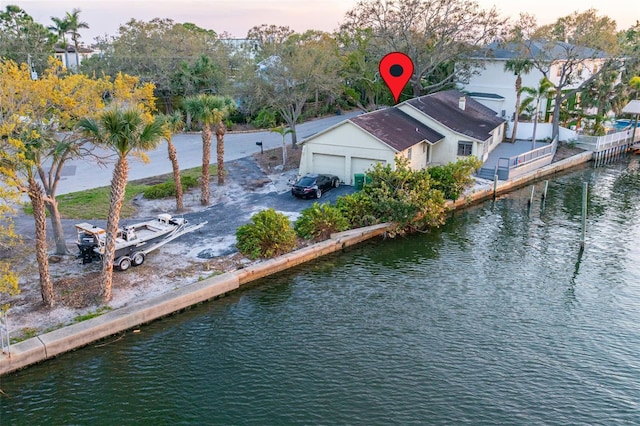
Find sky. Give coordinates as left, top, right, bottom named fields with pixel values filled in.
left=4, top=0, right=639, bottom=42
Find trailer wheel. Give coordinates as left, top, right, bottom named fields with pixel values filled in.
left=116, top=256, right=131, bottom=271
left=132, top=251, right=146, bottom=266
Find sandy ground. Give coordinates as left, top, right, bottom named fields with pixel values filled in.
left=2, top=147, right=305, bottom=341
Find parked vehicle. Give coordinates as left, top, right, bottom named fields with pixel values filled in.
left=291, top=173, right=340, bottom=199
left=75, top=214, right=207, bottom=271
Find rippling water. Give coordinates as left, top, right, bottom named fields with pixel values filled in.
left=3, top=161, right=640, bottom=424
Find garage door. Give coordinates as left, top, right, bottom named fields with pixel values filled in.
left=312, top=153, right=346, bottom=182
left=351, top=157, right=386, bottom=184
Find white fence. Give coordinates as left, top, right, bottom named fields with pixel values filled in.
left=506, top=122, right=576, bottom=142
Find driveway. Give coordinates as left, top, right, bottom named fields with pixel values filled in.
left=13, top=154, right=357, bottom=261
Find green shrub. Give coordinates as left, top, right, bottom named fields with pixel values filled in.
left=143, top=176, right=198, bottom=199
left=335, top=192, right=378, bottom=228
left=427, top=157, right=482, bottom=200
left=294, top=202, right=349, bottom=241
left=251, top=108, right=278, bottom=129
left=236, top=208, right=297, bottom=259
left=344, top=157, right=448, bottom=234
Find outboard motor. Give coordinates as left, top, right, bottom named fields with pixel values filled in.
left=77, top=233, right=100, bottom=264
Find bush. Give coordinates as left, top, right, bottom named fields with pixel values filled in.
left=294, top=202, right=349, bottom=241
left=427, top=157, right=481, bottom=200
left=251, top=108, right=278, bottom=129
left=236, top=208, right=297, bottom=259
left=351, top=157, right=448, bottom=233
left=335, top=192, right=378, bottom=228
left=143, top=176, right=198, bottom=199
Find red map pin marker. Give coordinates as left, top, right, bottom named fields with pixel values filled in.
left=379, top=52, right=414, bottom=103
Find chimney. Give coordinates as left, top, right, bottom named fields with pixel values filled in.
left=458, top=96, right=466, bottom=111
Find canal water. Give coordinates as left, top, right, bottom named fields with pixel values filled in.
left=2, top=160, right=640, bottom=424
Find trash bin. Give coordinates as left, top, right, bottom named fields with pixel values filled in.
left=354, top=173, right=365, bottom=190
left=364, top=174, right=373, bottom=185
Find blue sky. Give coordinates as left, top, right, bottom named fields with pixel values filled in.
left=7, top=0, right=639, bottom=42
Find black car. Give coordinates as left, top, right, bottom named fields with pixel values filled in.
left=291, top=173, right=340, bottom=199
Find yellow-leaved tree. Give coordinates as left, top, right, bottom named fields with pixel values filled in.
left=0, top=58, right=159, bottom=308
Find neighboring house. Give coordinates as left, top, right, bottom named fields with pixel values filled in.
left=54, top=44, right=95, bottom=69
left=460, top=41, right=608, bottom=125
left=298, top=90, right=505, bottom=184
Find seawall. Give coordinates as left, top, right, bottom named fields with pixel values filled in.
left=0, top=151, right=594, bottom=376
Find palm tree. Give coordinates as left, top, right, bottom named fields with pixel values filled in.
left=270, top=126, right=294, bottom=168
left=504, top=58, right=533, bottom=142
left=65, top=8, right=89, bottom=69
left=48, top=15, right=71, bottom=68
left=519, top=77, right=555, bottom=150
left=159, top=111, right=185, bottom=211
left=183, top=95, right=234, bottom=205
left=77, top=107, right=164, bottom=302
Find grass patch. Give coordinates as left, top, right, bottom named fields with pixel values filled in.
left=72, top=306, right=113, bottom=323
left=23, top=164, right=217, bottom=220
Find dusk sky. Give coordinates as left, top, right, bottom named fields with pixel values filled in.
left=6, top=0, right=640, bottom=42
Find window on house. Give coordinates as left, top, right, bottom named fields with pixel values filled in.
left=457, top=141, right=473, bottom=156
left=556, top=66, right=562, bottom=77
left=407, top=147, right=412, bottom=160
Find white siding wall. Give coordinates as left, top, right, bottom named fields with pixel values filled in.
left=462, top=58, right=607, bottom=127
left=299, top=122, right=397, bottom=184
left=397, top=104, right=503, bottom=165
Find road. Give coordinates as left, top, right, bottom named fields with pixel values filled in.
left=51, top=110, right=362, bottom=195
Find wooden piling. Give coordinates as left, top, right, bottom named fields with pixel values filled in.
left=581, top=182, right=588, bottom=247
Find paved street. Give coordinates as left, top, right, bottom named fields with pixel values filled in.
left=49, top=110, right=362, bottom=195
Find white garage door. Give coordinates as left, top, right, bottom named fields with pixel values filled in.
left=312, top=153, right=346, bottom=182
left=351, top=157, right=386, bottom=183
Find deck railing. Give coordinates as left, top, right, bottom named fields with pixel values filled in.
left=493, top=138, right=558, bottom=179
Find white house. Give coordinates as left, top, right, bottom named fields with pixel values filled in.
left=54, top=44, right=95, bottom=70
left=460, top=41, right=608, bottom=127
left=298, top=90, right=505, bottom=184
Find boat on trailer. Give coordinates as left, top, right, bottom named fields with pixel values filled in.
left=75, top=214, right=207, bottom=271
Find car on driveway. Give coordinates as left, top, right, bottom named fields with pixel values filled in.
left=291, top=173, right=340, bottom=199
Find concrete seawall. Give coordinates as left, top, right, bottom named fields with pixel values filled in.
left=0, top=152, right=594, bottom=376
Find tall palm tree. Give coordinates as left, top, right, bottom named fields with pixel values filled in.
left=77, top=107, right=164, bottom=302
left=159, top=111, right=185, bottom=211
left=183, top=95, right=234, bottom=205
left=65, top=8, right=89, bottom=69
left=519, top=77, right=555, bottom=150
left=504, top=58, right=533, bottom=142
left=48, top=15, right=71, bottom=68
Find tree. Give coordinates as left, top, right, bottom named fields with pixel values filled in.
left=48, top=14, right=71, bottom=68
left=514, top=9, right=622, bottom=140
left=336, top=25, right=390, bottom=110
left=77, top=107, right=165, bottom=302
left=519, top=77, right=555, bottom=148
left=0, top=60, right=57, bottom=307
left=159, top=111, right=186, bottom=211
left=504, top=58, right=533, bottom=142
left=249, top=30, right=342, bottom=147
left=342, top=0, right=506, bottom=97
left=82, top=18, right=229, bottom=112
left=0, top=5, right=56, bottom=74
left=65, top=8, right=89, bottom=69
left=270, top=126, right=294, bottom=167
left=183, top=94, right=234, bottom=204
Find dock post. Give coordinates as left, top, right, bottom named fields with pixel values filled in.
left=528, top=185, right=535, bottom=206
left=581, top=182, right=588, bottom=247
left=493, top=174, right=498, bottom=198
left=542, top=180, right=549, bottom=200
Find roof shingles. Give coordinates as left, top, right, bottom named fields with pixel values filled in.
left=405, top=90, right=505, bottom=141
left=350, top=108, right=444, bottom=152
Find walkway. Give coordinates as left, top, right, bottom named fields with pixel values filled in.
left=482, top=140, right=552, bottom=170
